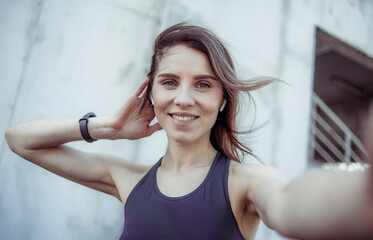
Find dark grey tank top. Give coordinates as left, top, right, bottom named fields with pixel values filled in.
left=119, top=152, right=245, bottom=240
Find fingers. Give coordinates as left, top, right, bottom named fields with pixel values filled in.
left=139, top=86, right=148, bottom=99
left=147, top=122, right=163, bottom=136
left=134, top=77, right=150, bottom=98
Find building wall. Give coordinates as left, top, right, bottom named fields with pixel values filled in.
left=0, top=0, right=168, bottom=239
left=1, top=0, right=372, bottom=239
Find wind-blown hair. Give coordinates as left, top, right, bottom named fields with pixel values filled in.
left=145, top=23, right=273, bottom=162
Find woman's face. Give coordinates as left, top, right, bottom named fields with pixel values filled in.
left=152, top=44, right=225, bottom=145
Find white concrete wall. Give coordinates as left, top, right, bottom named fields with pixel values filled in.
left=0, top=0, right=167, bottom=239
left=1, top=0, right=372, bottom=239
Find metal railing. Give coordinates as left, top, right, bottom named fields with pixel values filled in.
left=309, top=93, right=369, bottom=166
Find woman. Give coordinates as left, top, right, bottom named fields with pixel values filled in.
left=5, top=23, right=373, bottom=240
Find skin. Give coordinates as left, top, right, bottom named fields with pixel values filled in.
left=151, top=45, right=225, bottom=198
left=5, top=44, right=373, bottom=240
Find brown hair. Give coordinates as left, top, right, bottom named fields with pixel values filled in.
left=145, top=23, right=274, bottom=162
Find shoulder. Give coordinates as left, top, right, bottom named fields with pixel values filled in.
left=228, top=160, right=287, bottom=201
left=98, top=154, right=154, bottom=203
left=229, top=160, right=285, bottom=182
left=226, top=160, right=288, bottom=234
left=94, top=153, right=152, bottom=177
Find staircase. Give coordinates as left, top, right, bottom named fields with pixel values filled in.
left=309, top=93, right=369, bottom=169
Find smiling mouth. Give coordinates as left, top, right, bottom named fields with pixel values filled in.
left=170, top=114, right=198, bottom=121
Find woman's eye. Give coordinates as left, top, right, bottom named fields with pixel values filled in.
left=198, top=83, right=210, bottom=88
left=163, top=81, right=176, bottom=86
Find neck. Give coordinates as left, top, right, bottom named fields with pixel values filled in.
left=162, top=136, right=217, bottom=172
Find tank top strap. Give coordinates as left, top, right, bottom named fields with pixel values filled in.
left=203, top=153, right=245, bottom=240
left=208, top=152, right=229, bottom=177
left=124, top=157, right=162, bottom=209
left=204, top=151, right=230, bottom=193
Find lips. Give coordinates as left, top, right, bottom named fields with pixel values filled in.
left=171, top=115, right=197, bottom=121
left=169, top=112, right=198, bottom=124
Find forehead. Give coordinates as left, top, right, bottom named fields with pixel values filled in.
left=156, top=44, right=215, bottom=76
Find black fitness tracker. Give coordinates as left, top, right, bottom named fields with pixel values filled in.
left=79, top=112, right=97, bottom=143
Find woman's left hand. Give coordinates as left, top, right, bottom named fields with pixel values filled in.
left=107, top=77, right=163, bottom=140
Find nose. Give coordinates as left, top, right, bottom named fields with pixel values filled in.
left=174, top=86, right=195, bottom=107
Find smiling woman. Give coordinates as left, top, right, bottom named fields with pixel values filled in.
left=145, top=24, right=274, bottom=163
left=152, top=45, right=224, bottom=146
left=5, top=23, right=373, bottom=240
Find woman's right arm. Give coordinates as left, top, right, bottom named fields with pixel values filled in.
left=4, top=78, right=162, bottom=202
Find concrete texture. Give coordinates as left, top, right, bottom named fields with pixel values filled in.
left=1, top=0, right=372, bottom=239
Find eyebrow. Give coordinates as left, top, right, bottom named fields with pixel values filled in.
left=157, top=73, right=217, bottom=81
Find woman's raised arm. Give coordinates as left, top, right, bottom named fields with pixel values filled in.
left=4, top=78, right=162, bottom=202
left=248, top=165, right=372, bottom=239
left=247, top=113, right=373, bottom=240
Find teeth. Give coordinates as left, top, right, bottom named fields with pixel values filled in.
left=172, top=115, right=196, bottom=121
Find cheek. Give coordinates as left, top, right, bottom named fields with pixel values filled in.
left=151, top=88, right=169, bottom=119
left=153, top=103, right=166, bottom=129
left=203, top=94, right=223, bottom=112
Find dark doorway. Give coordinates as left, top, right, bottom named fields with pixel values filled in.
left=310, top=27, right=373, bottom=167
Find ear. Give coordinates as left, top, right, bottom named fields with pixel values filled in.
left=219, top=99, right=227, bottom=112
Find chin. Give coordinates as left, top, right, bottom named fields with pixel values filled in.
left=167, top=131, right=209, bottom=145
left=171, top=135, right=196, bottom=144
